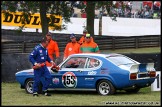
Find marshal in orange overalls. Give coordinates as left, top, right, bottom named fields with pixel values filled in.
left=46, top=39, right=60, bottom=66
left=64, top=42, right=80, bottom=60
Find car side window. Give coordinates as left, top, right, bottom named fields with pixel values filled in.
left=62, top=57, right=86, bottom=68
left=87, top=58, right=100, bottom=68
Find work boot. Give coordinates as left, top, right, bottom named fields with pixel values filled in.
left=42, top=90, right=51, bottom=96
left=33, top=92, right=38, bottom=97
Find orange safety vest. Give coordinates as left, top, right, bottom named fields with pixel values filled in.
left=46, top=39, right=60, bottom=66
left=64, top=42, right=80, bottom=59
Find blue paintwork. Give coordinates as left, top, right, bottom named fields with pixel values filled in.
left=15, top=53, right=156, bottom=92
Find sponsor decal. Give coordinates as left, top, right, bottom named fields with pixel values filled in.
left=1, top=11, right=62, bottom=30
left=85, top=78, right=94, bottom=80
left=62, top=72, right=77, bottom=88
left=52, top=78, right=59, bottom=84
left=39, top=50, right=42, bottom=53
left=87, top=71, right=97, bottom=75
left=100, top=71, right=109, bottom=74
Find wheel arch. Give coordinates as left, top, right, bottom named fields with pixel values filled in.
left=95, top=77, right=116, bottom=89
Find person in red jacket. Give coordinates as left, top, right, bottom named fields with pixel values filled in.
left=46, top=32, right=60, bottom=66
left=78, top=29, right=94, bottom=45
left=63, top=33, right=80, bottom=61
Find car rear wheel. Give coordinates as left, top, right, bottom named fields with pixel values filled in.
left=25, top=79, right=42, bottom=94
left=125, top=88, right=140, bottom=93
left=97, top=80, right=116, bottom=95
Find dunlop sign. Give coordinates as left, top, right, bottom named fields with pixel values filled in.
left=1, top=11, right=62, bottom=29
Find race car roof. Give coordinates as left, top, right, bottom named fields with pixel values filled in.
left=68, top=53, right=123, bottom=58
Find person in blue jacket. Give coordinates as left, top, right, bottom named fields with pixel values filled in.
left=29, top=37, right=55, bottom=97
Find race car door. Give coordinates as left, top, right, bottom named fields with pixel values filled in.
left=56, top=57, right=87, bottom=88
left=83, top=57, right=101, bottom=88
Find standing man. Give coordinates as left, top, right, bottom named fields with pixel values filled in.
left=78, top=29, right=94, bottom=45
left=63, top=33, right=80, bottom=61
left=46, top=32, right=60, bottom=66
left=80, top=33, right=100, bottom=53
left=29, top=37, right=55, bottom=96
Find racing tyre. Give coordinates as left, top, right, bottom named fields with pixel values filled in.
left=25, top=79, right=42, bottom=94
left=125, top=88, right=140, bottom=93
left=97, top=80, right=116, bottom=95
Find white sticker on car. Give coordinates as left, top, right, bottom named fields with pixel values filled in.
left=87, top=71, right=97, bottom=75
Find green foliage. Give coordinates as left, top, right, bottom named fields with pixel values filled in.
left=1, top=1, right=75, bottom=33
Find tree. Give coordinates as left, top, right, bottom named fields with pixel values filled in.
left=85, top=1, right=127, bottom=36
left=86, top=1, right=95, bottom=36
left=85, top=1, right=118, bottom=36
left=1, top=1, right=74, bottom=36
left=1, top=1, right=126, bottom=36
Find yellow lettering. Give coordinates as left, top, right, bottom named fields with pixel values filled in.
left=1, top=11, right=62, bottom=30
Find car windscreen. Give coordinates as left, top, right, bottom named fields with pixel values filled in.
left=106, top=56, right=136, bottom=66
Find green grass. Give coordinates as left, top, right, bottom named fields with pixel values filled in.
left=1, top=82, right=161, bottom=106
left=101, top=47, right=161, bottom=54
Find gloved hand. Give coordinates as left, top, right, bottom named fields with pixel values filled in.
left=50, top=61, right=55, bottom=67
left=33, top=63, right=45, bottom=69
left=51, top=65, right=60, bottom=73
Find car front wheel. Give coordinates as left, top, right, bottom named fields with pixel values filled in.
left=97, top=80, right=116, bottom=95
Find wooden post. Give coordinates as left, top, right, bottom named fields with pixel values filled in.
left=22, top=42, right=25, bottom=53
left=158, top=35, right=160, bottom=47
left=135, top=37, right=138, bottom=48
left=112, top=37, right=115, bottom=50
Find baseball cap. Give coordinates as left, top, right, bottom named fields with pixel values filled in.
left=85, top=33, right=91, bottom=38
left=70, top=33, right=76, bottom=39
left=83, top=29, right=88, bottom=33
left=46, top=32, right=52, bottom=36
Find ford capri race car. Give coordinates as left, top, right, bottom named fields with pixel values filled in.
left=15, top=53, right=156, bottom=95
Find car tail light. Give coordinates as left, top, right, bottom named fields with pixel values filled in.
left=130, top=73, right=137, bottom=80
left=149, top=71, right=156, bottom=77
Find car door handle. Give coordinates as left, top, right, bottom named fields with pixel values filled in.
left=78, top=70, right=82, bottom=72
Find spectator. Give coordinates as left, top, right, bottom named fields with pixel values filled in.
left=78, top=29, right=94, bottom=45
left=63, top=33, right=80, bottom=61
left=80, top=33, right=100, bottom=53
left=46, top=32, right=60, bottom=66
left=81, top=9, right=86, bottom=18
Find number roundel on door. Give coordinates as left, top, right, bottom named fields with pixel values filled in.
left=62, top=72, right=77, bottom=88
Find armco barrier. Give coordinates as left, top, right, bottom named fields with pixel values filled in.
left=1, top=53, right=160, bottom=82
left=2, top=29, right=161, bottom=53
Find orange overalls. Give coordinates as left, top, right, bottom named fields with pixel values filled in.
left=64, top=42, right=80, bottom=59
left=46, top=39, right=60, bottom=66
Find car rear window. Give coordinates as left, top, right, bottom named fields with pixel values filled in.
left=106, top=56, right=136, bottom=66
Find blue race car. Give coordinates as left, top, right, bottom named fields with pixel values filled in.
left=15, top=53, right=156, bottom=95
